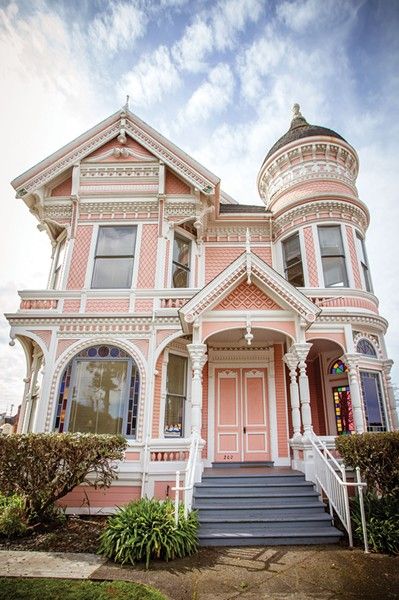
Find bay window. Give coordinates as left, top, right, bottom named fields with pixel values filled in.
left=318, top=225, right=348, bottom=287
left=91, top=226, right=136, bottom=289
left=282, top=232, right=304, bottom=287
left=164, top=353, right=187, bottom=437
left=172, top=235, right=190, bottom=288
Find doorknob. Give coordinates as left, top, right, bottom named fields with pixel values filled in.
left=243, top=426, right=246, bottom=434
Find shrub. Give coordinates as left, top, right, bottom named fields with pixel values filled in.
left=0, top=493, right=28, bottom=538
left=351, top=492, right=399, bottom=555
left=0, top=433, right=127, bottom=523
left=335, top=432, right=399, bottom=496
left=99, top=498, right=199, bottom=568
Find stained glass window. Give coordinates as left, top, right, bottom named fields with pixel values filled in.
left=54, top=345, right=139, bottom=437
left=333, top=385, right=354, bottom=435
left=330, top=359, right=348, bottom=375
left=356, top=339, right=377, bottom=357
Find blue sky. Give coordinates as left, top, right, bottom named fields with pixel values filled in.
left=0, top=0, right=398, bottom=414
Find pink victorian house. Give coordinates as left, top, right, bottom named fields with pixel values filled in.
left=6, top=104, right=398, bottom=545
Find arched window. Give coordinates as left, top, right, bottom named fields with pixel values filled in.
left=356, top=338, right=377, bottom=357
left=54, top=345, right=140, bottom=437
left=330, top=359, right=348, bottom=375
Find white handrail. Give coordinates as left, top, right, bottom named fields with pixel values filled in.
left=171, top=433, right=200, bottom=524
left=307, top=432, right=369, bottom=553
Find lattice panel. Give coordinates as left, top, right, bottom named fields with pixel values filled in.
left=303, top=226, right=319, bottom=287
left=215, top=282, right=281, bottom=310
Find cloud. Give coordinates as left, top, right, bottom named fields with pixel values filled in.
left=172, top=18, right=214, bottom=73
left=212, top=0, right=264, bottom=50
left=180, top=63, right=235, bottom=122
left=89, top=2, right=147, bottom=54
left=119, top=46, right=181, bottom=107
left=277, top=0, right=359, bottom=33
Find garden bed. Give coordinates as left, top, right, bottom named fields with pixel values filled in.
left=0, top=516, right=107, bottom=553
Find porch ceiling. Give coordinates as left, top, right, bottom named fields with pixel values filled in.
left=206, top=327, right=287, bottom=347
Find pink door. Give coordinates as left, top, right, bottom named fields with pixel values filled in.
left=214, top=368, right=270, bottom=463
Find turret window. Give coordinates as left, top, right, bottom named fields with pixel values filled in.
left=356, top=232, right=373, bottom=292
left=318, top=225, right=348, bottom=287
left=282, top=232, right=304, bottom=287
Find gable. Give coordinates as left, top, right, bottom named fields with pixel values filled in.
left=214, top=281, right=282, bottom=311
left=83, top=136, right=156, bottom=163
left=165, top=168, right=191, bottom=194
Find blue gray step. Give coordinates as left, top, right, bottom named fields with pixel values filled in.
left=195, top=503, right=328, bottom=519
left=211, top=461, right=274, bottom=468
left=201, top=474, right=306, bottom=485
left=199, top=514, right=334, bottom=532
left=198, top=529, right=343, bottom=546
left=193, top=491, right=321, bottom=507
left=195, top=482, right=315, bottom=495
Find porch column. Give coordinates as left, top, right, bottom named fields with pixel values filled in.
left=292, top=343, right=313, bottom=437
left=283, top=352, right=302, bottom=440
left=382, top=360, right=399, bottom=430
left=187, top=344, right=208, bottom=437
left=342, top=353, right=365, bottom=434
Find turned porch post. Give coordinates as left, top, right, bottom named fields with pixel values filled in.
left=283, top=352, right=302, bottom=440
left=292, top=343, right=313, bottom=437
left=187, top=344, right=208, bottom=436
left=342, top=353, right=365, bottom=434
left=382, top=360, right=399, bottom=430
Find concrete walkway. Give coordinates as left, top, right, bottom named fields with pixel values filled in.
left=0, top=546, right=398, bottom=599
left=0, top=550, right=105, bottom=579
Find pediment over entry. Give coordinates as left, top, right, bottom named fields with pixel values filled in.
left=179, top=251, right=320, bottom=333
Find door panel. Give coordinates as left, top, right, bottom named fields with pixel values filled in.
left=214, top=367, right=270, bottom=462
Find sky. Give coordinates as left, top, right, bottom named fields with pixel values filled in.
left=0, top=0, right=398, bottom=415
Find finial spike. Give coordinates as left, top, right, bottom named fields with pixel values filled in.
left=292, top=103, right=302, bottom=119
left=245, top=228, right=251, bottom=254
left=124, top=94, right=130, bottom=111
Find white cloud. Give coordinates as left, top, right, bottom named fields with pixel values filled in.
left=89, top=2, right=147, bottom=54
left=277, top=0, right=359, bottom=33
left=212, top=0, right=264, bottom=50
left=119, top=46, right=181, bottom=107
left=172, top=18, right=213, bottom=72
left=180, top=63, right=235, bottom=122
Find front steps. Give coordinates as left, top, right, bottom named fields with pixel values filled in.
left=193, top=465, right=343, bottom=546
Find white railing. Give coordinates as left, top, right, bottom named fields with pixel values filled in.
left=172, top=433, right=201, bottom=524
left=308, top=433, right=369, bottom=552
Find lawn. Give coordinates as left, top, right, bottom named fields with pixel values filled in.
left=0, top=578, right=167, bottom=600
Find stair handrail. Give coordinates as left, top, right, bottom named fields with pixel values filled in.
left=307, top=432, right=369, bottom=552
left=171, top=432, right=200, bottom=525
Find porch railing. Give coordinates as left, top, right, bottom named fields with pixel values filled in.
left=172, top=433, right=200, bottom=525
left=308, top=432, right=369, bottom=552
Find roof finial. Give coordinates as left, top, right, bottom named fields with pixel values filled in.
left=292, top=103, right=302, bottom=119
left=124, top=94, right=130, bottom=111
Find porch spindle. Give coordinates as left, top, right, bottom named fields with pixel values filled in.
left=293, top=343, right=313, bottom=437
left=187, top=344, right=208, bottom=436
left=283, top=352, right=302, bottom=439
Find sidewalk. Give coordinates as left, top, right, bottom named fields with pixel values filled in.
left=1, top=545, right=398, bottom=599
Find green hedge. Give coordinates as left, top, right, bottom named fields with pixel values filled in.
left=0, top=493, right=28, bottom=538
left=0, top=433, right=127, bottom=523
left=99, top=498, right=199, bottom=568
left=335, top=432, right=399, bottom=497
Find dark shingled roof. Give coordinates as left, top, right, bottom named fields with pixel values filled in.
left=220, top=204, right=266, bottom=213
left=264, top=108, right=347, bottom=164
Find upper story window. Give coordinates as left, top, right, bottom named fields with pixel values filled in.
left=52, top=236, right=67, bottom=290
left=282, top=232, right=304, bottom=287
left=318, top=225, right=348, bottom=287
left=356, top=338, right=377, bottom=357
left=356, top=232, right=373, bottom=292
left=172, top=235, right=191, bottom=288
left=91, top=226, right=137, bottom=289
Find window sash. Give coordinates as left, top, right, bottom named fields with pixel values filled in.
left=164, top=354, right=187, bottom=437
left=360, top=371, right=387, bottom=432
left=356, top=232, right=373, bottom=292
left=318, top=226, right=348, bottom=287
left=172, top=235, right=190, bottom=288
left=282, top=233, right=304, bottom=287
left=92, top=226, right=136, bottom=289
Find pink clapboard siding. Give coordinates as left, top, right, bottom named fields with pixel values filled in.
left=58, top=485, right=141, bottom=508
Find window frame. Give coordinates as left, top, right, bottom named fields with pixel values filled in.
left=50, top=232, right=67, bottom=290
left=91, top=225, right=137, bottom=290
left=281, top=231, right=305, bottom=287
left=360, top=370, right=387, bottom=432
left=164, top=352, right=188, bottom=438
left=171, top=233, right=192, bottom=289
left=317, top=224, right=349, bottom=288
left=355, top=231, right=373, bottom=293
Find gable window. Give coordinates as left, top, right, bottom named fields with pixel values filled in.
left=52, top=236, right=67, bottom=289
left=318, top=225, right=348, bottom=287
left=172, top=235, right=190, bottom=288
left=164, top=353, right=187, bottom=437
left=356, top=232, right=373, bottom=292
left=54, top=345, right=140, bottom=437
left=282, top=232, right=304, bottom=287
left=360, top=371, right=386, bottom=432
left=91, top=226, right=136, bottom=289
left=356, top=338, right=377, bottom=357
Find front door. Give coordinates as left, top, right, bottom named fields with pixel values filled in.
left=214, top=368, right=270, bottom=462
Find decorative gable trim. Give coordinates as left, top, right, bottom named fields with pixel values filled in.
left=12, top=109, right=219, bottom=197
left=179, top=252, right=320, bottom=332
left=215, top=281, right=281, bottom=311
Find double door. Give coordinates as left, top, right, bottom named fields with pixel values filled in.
left=214, top=367, right=270, bottom=462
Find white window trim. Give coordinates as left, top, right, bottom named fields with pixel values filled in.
left=161, top=348, right=191, bottom=439
left=316, top=223, right=351, bottom=289
left=170, top=227, right=195, bottom=289
left=359, top=369, right=389, bottom=432
left=48, top=231, right=68, bottom=290
left=278, top=229, right=306, bottom=287
left=354, top=228, right=373, bottom=293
